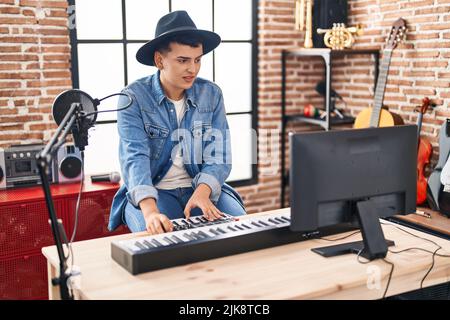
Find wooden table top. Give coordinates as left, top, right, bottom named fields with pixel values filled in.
left=42, top=208, right=450, bottom=300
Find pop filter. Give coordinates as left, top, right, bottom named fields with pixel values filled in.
left=52, top=89, right=98, bottom=126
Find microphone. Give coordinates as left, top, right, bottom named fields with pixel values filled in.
left=315, top=81, right=344, bottom=101
left=51, top=89, right=133, bottom=151
left=91, top=172, right=121, bottom=183
left=52, top=89, right=99, bottom=151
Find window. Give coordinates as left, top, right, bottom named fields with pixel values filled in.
left=69, top=0, right=257, bottom=186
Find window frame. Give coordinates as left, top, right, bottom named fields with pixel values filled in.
left=68, top=0, right=258, bottom=187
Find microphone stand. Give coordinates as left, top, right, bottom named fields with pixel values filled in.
left=36, top=102, right=89, bottom=300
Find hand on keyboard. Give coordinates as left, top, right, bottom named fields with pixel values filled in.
left=184, top=184, right=224, bottom=221
left=143, top=212, right=173, bottom=235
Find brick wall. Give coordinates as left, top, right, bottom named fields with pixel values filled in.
left=247, top=0, right=450, bottom=211
left=1, top=0, right=449, bottom=212
left=0, top=0, right=71, bottom=148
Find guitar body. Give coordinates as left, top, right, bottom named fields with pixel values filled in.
left=417, top=138, right=432, bottom=205
left=353, top=19, right=407, bottom=130
left=354, top=107, right=404, bottom=129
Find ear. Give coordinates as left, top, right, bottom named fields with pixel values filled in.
left=154, top=51, right=163, bottom=70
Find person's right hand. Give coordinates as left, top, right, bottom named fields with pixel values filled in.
left=143, top=211, right=173, bottom=235
left=139, top=198, right=173, bottom=235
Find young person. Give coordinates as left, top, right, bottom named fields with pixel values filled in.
left=108, top=11, right=246, bottom=235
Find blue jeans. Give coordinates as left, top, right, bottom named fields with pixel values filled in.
left=124, top=187, right=246, bottom=232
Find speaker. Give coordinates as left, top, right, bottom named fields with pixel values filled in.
left=313, top=0, right=348, bottom=48
left=0, top=148, right=5, bottom=190
left=53, top=144, right=83, bottom=184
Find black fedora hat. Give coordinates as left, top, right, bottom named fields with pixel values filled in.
left=136, top=10, right=221, bottom=66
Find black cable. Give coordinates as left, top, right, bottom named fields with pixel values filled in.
left=388, top=247, right=450, bottom=258
left=355, top=249, right=395, bottom=299
left=381, top=221, right=450, bottom=294
left=83, top=93, right=133, bottom=118
left=319, top=230, right=361, bottom=242
left=69, top=151, right=84, bottom=268
left=381, top=258, right=395, bottom=299
left=320, top=228, right=395, bottom=299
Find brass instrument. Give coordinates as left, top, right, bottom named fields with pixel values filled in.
left=295, top=0, right=313, bottom=49
left=317, top=23, right=363, bottom=50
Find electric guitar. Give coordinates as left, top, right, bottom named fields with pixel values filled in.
left=354, top=18, right=407, bottom=128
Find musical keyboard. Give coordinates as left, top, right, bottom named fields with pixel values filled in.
left=171, top=213, right=237, bottom=231
left=111, top=212, right=354, bottom=275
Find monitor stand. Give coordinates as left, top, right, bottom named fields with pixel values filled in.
left=311, top=200, right=395, bottom=261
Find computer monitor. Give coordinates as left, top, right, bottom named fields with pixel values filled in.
left=289, top=125, right=417, bottom=260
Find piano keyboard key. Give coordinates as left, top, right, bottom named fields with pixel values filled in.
left=152, top=239, right=164, bottom=247
left=268, top=218, right=279, bottom=225
left=258, top=220, right=270, bottom=227
left=251, top=221, right=262, bottom=228
left=216, top=227, right=227, bottom=234
left=274, top=217, right=285, bottom=224
left=163, top=236, right=175, bottom=245
left=143, top=240, right=155, bottom=249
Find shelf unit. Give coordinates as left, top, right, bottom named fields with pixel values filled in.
left=281, top=48, right=380, bottom=208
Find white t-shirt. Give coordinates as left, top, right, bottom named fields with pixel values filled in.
left=155, top=96, right=193, bottom=190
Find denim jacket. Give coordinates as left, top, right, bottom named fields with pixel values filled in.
left=108, top=71, right=244, bottom=231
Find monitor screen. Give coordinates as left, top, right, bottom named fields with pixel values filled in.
left=289, top=125, right=417, bottom=260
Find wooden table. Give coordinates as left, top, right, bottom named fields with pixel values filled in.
left=42, top=208, right=450, bottom=300
left=391, top=207, right=450, bottom=239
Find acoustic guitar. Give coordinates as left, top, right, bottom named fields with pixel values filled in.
left=354, top=18, right=407, bottom=128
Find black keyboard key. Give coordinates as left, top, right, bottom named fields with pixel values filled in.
left=198, top=231, right=210, bottom=238
left=135, top=241, right=147, bottom=250
left=151, top=239, right=164, bottom=247
left=163, top=237, right=175, bottom=245
left=192, top=231, right=204, bottom=239
left=143, top=240, right=155, bottom=249
left=268, top=218, right=279, bottom=225
left=241, top=223, right=252, bottom=229
left=216, top=227, right=227, bottom=234
left=172, top=221, right=180, bottom=227
left=181, top=220, right=189, bottom=226
left=234, top=224, right=244, bottom=231
left=209, top=228, right=220, bottom=236
left=274, top=217, right=285, bottom=224
left=183, top=233, right=195, bottom=241
left=187, top=218, right=198, bottom=225
left=195, top=217, right=204, bottom=223
left=258, top=220, right=270, bottom=227
left=281, top=216, right=291, bottom=222
left=251, top=221, right=262, bottom=227
left=227, top=226, right=237, bottom=232
left=190, top=232, right=202, bottom=240
left=171, top=235, right=183, bottom=243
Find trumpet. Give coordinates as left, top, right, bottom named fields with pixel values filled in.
left=317, top=23, right=364, bottom=50
left=295, top=0, right=313, bottom=49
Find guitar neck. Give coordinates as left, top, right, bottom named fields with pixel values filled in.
left=417, top=112, right=424, bottom=148
left=370, top=49, right=394, bottom=127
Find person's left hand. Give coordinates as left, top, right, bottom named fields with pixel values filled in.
left=184, top=184, right=223, bottom=221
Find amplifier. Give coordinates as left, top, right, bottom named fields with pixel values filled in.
left=0, top=143, right=83, bottom=190
left=0, top=144, right=52, bottom=190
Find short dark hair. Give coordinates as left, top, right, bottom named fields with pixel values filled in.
left=155, top=33, right=203, bottom=55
